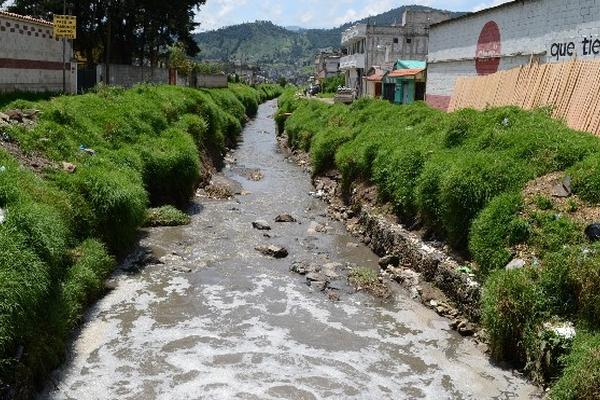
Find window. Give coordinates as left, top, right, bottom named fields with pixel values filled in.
left=393, top=38, right=399, bottom=44
left=406, top=38, right=412, bottom=44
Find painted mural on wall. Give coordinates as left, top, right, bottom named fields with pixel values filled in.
left=475, top=21, right=501, bottom=75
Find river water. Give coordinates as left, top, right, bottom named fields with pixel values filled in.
left=40, top=100, right=539, bottom=400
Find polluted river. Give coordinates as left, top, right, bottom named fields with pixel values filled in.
left=40, top=100, right=539, bottom=400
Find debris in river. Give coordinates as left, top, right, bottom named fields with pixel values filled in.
left=584, top=223, right=600, bottom=241
left=62, top=161, right=77, bottom=173
left=79, top=145, right=96, bottom=155
left=255, top=244, right=288, bottom=258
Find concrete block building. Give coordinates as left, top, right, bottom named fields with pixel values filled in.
left=0, top=11, right=76, bottom=93
left=426, top=0, right=600, bottom=111
left=340, top=9, right=453, bottom=96
left=314, top=51, right=341, bottom=83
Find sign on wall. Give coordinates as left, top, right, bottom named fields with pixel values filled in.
left=475, top=21, right=501, bottom=76
left=550, top=36, right=600, bottom=60
left=53, top=15, right=76, bottom=39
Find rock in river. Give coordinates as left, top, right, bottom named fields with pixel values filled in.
left=378, top=254, right=400, bottom=269
left=252, top=220, right=271, bottom=230
left=275, top=213, right=297, bottom=223
left=255, top=245, right=288, bottom=259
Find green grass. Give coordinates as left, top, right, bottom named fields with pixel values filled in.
left=0, top=83, right=280, bottom=395
left=280, top=96, right=600, bottom=393
left=551, top=332, right=600, bottom=400
left=145, top=206, right=191, bottom=227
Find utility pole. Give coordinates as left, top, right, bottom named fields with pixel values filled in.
left=62, top=0, right=66, bottom=93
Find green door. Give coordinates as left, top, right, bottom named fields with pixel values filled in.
left=394, top=79, right=402, bottom=104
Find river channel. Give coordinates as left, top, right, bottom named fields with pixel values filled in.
left=40, top=100, right=539, bottom=400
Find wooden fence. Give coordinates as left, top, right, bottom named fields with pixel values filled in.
left=449, top=60, right=600, bottom=135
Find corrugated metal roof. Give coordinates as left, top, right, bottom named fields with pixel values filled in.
left=394, top=60, right=426, bottom=70
left=0, top=10, right=53, bottom=26
left=366, top=66, right=387, bottom=81
left=387, top=68, right=425, bottom=78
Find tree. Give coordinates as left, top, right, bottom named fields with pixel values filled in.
left=8, top=0, right=206, bottom=65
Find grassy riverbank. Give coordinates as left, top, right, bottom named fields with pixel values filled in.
left=277, top=90, right=600, bottom=398
left=0, top=83, right=281, bottom=397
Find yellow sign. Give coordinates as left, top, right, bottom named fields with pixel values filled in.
left=53, top=15, right=76, bottom=39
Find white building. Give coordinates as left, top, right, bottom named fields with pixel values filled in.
left=340, top=9, right=453, bottom=95
left=426, top=0, right=600, bottom=110
left=0, top=11, right=76, bottom=93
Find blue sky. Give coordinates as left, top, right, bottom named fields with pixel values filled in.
left=195, top=0, right=510, bottom=31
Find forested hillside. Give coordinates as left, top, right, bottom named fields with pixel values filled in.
left=194, top=5, right=463, bottom=79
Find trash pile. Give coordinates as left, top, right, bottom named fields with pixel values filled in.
left=0, top=109, right=40, bottom=130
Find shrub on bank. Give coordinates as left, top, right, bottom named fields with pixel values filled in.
left=482, top=268, right=541, bottom=363
left=145, top=206, right=191, bottom=227
left=469, top=192, right=526, bottom=276
left=551, top=332, right=600, bottom=400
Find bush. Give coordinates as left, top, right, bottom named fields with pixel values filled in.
left=551, top=332, right=600, bottom=400
left=0, top=227, right=49, bottom=358
left=469, top=192, right=525, bottom=276
left=566, top=247, right=600, bottom=326
left=570, top=154, right=600, bottom=203
left=310, top=127, right=353, bottom=175
left=139, top=128, right=201, bottom=207
left=60, top=239, right=115, bottom=326
left=482, top=268, right=541, bottom=363
left=5, top=201, right=69, bottom=272
left=145, top=206, right=191, bottom=227
left=439, top=152, right=529, bottom=247
left=373, top=147, right=426, bottom=219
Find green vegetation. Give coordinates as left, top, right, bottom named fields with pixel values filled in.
left=145, top=206, right=191, bottom=227
left=551, top=332, right=600, bottom=400
left=280, top=95, right=600, bottom=395
left=322, top=74, right=345, bottom=93
left=0, top=83, right=281, bottom=395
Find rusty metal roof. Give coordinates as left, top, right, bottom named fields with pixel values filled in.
left=387, top=68, right=425, bottom=78
left=0, top=10, right=53, bottom=27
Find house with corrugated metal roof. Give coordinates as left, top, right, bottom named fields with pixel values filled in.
left=382, top=60, right=426, bottom=104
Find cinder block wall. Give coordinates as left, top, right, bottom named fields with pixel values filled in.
left=96, top=64, right=169, bottom=87
left=0, top=12, right=75, bottom=93
left=426, top=0, right=600, bottom=110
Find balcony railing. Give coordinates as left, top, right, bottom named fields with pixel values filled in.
left=340, top=53, right=366, bottom=70
left=341, top=24, right=367, bottom=46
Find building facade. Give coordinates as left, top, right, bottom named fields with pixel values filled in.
left=0, top=11, right=76, bottom=93
left=314, top=51, right=341, bottom=83
left=340, top=9, right=453, bottom=95
left=426, top=0, right=600, bottom=111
